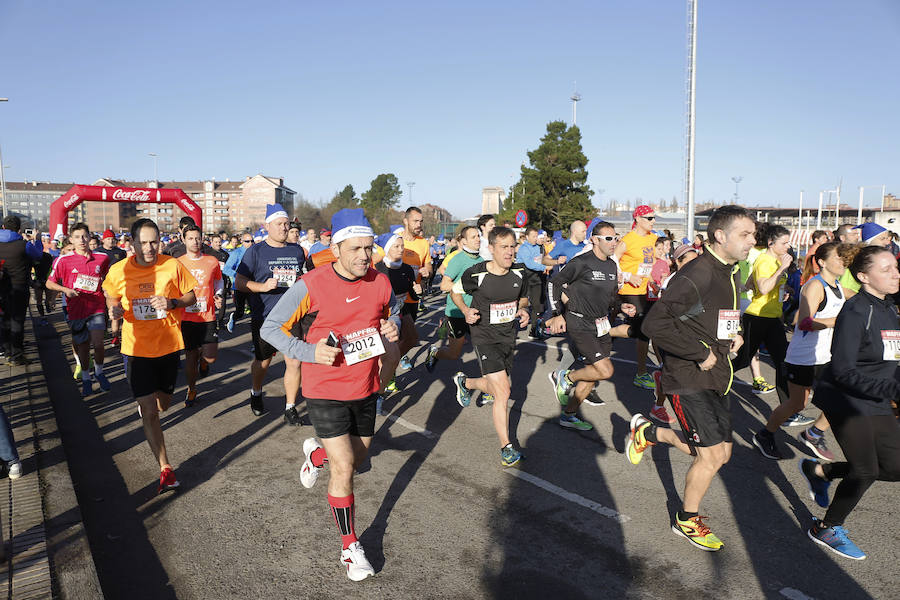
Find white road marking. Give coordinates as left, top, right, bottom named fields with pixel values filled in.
left=504, top=469, right=631, bottom=524
left=780, top=588, right=817, bottom=600
left=383, top=414, right=435, bottom=439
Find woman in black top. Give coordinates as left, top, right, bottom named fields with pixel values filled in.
left=802, top=245, right=900, bottom=560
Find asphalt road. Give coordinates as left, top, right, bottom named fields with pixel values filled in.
left=42, top=294, right=895, bottom=600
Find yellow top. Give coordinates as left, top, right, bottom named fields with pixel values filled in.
left=618, top=230, right=658, bottom=296
left=745, top=252, right=786, bottom=318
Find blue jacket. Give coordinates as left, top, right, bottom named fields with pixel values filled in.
left=0, top=230, right=43, bottom=260
left=223, top=245, right=247, bottom=284
left=516, top=242, right=545, bottom=272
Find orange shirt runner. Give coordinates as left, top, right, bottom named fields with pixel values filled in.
left=177, top=254, right=223, bottom=323
left=103, top=254, right=198, bottom=357
left=401, top=236, right=431, bottom=304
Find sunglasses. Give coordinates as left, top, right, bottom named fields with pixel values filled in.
left=641, top=215, right=656, bottom=221
left=595, top=235, right=619, bottom=242
left=242, top=239, right=253, bottom=243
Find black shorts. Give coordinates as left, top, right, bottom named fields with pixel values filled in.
left=306, top=395, right=377, bottom=439
left=669, top=389, right=732, bottom=447
left=124, top=352, right=179, bottom=398
left=568, top=328, right=612, bottom=365
left=474, top=343, right=514, bottom=377
left=181, top=320, right=219, bottom=351
left=251, top=319, right=278, bottom=361
left=446, top=316, right=470, bottom=339
left=618, top=293, right=651, bottom=342
left=401, top=302, right=419, bottom=320
left=785, top=362, right=826, bottom=388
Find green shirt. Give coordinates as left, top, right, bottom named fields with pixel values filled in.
left=443, top=250, right=483, bottom=318
left=839, top=267, right=861, bottom=293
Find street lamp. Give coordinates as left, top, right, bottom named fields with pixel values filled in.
left=0, top=98, right=8, bottom=220
left=148, top=153, right=159, bottom=222
left=731, top=176, right=742, bottom=202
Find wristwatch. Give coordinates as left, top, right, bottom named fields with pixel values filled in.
left=168, top=298, right=178, bottom=310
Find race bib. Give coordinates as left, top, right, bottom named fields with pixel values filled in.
left=882, top=331, right=900, bottom=361
left=273, top=267, right=297, bottom=288
left=341, top=328, right=386, bottom=366
left=717, top=309, right=740, bottom=340
left=185, top=297, right=208, bottom=313
left=132, top=297, right=166, bottom=321
left=595, top=316, right=611, bottom=337
left=637, top=263, right=653, bottom=278
left=489, top=301, right=516, bottom=324
left=73, top=273, right=100, bottom=292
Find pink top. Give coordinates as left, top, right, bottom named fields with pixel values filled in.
left=49, top=252, right=110, bottom=319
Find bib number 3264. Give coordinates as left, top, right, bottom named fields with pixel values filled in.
left=341, top=328, right=386, bottom=366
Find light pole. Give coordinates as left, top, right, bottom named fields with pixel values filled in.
left=148, top=153, right=159, bottom=223
left=731, top=176, right=742, bottom=202
left=0, top=98, right=8, bottom=220
left=406, top=181, right=415, bottom=207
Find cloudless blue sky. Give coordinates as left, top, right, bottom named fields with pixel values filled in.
left=1, top=0, right=898, bottom=219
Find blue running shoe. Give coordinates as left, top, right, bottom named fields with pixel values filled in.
left=553, top=369, right=572, bottom=406
left=95, top=372, right=111, bottom=391
left=226, top=312, right=235, bottom=333
left=375, top=394, right=385, bottom=416
left=452, top=372, right=471, bottom=408
left=500, top=444, right=522, bottom=467
left=800, top=459, right=831, bottom=508
left=81, top=379, right=92, bottom=397
left=399, top=355, right=413, bottom=370
left=808, top=522, right=866, bottom=560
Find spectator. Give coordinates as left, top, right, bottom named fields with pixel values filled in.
left=0, top=216, right=43, bottom=364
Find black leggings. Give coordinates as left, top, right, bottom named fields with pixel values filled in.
left=820, top=412, right=900, bottom=527
left=0, top=287, right=29, bottom=355
left=733, top=313, right=789, bottom=404
left=232, top=290, right=248, bottom=319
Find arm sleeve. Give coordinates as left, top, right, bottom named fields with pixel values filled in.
left=548, top=260, right=580, bottom=313
left=260, top=280, right=318, bottom=363
left=641, top=273, right=711, bottom=362
left=223, top=251, right=240, bottom=278
left=828, top=305, right=900, bottom=401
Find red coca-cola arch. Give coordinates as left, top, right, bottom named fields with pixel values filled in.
left=49, top=185, right=202, bottom=239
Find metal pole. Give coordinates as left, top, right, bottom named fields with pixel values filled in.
left=835, top=186, right=841, bottom=227
left=0, top=98, right=7, bottom=221
left=858, top=186, right=864, bottom=225
left=685, top=0, right=698, bottom=241
left=798, top=190, right=803, bottom=230
left=882, top=184, right=887, bottom=212
left=816, top=191, right=823, bottom=229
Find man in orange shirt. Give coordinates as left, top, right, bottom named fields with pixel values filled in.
left=104, top=218, right=198, bottom=494
left=397, top=207, right=432, bottom=370
left=177, top=225, right=224, bottom=407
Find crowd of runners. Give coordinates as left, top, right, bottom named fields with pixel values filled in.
left=1, top=201, right=898, bottom=579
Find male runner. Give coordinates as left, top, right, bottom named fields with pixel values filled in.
left=547, top=222, right=636, bottom=431
left=162, top=216, right=214, bottom=258
left=103, top=218, right=198, bottom=493
left=517, top=226, right=558, bottom=339
left=397, top=207, right=432, bottom=370
left=177, top=225, right=224, bottom=406
left=206, top=235, right=230, bottom=327
left=235, top=203, right=306, bottom=423
left=627, top=205, right=755, bottom=551
left=260, top=208, right=400, bottom=581
left=45, top=223, right=111, bottom=396
left=451, top=226, right=530, bottom=467
left=223, top=234, right=253, bottom=332
left=616, top=205, right=658, bottom=390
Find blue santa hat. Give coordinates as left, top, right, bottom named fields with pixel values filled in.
left=553, top=230, right=563, bottom=241
left=331, top=208, right=375, bottom=244
left=376, top=232, right=402, bottom=254
left=854, top=222, right=888, bottom=244
left=586, top=217, right=603, bottom=236
left=265, top=203, right=289, bottom=223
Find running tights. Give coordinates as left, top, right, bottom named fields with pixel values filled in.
left=733, top=313, right=789, bottom=404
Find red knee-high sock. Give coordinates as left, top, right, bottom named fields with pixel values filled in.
left=328, top=494, right=357, bottom=549
left=310, top=447, right=327, bottom=468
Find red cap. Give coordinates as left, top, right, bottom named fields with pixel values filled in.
left=103, top=229, right=115, bottom=239
left=320, top=229, right=331, bottom=235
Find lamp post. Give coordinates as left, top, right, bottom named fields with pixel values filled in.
left=0, top=98, right=8, bottom=220
left=732, top=176, right=742, bottom=202
left=148, top=153, right=159, bottom=223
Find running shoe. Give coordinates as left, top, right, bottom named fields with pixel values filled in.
left=95, top=372, right=111, bottom=391
left=385, top=379, right=398, bottom=393
left=500, top=444, right=522, bottom=467
left=626, top=414, right=655, bottom=465
left=560, top=413, right=593, bottom=431
left=480, top=393, right=494, bottom=405
left=226, top=312, right=235, bottom=333
left=808, top=522, right=866, bottom=560
left=583, top=389, right=606, bottom=406
left=800, top=459, right=831, bottom=508
left=672, top=514, right=724, bottom=551
left=341, top=541, right=375, bottom=581
left=185, top=388, right=197, bottom=408
left=633, top=372, right=656, bottom=390
left=752, top=377, right=775, bottom=394
left=250, top=393, right=266, bottom=416
left=649, top=404, right=676, bottom=424
left=782, top=413, right=815, bottom=427
left=425, top=345, right=439, bottom=373
left=553, top=369, right=572, bottom=406
left=81, top=379, right=92, bottom=397
left=7, top=461, right=23, bottom=480
left=399, top=355, right=413, bottom=370
left=284, top=405, right=302, bottom=426
left=300, top=437, right=323, bottom=489
left=158, top=467, right=180, bottom=494
left=375, top=394, right=384, bottom=416
left=73, top=363, right=82, bottom=381
left=453, top=372, right=471, bottom=408
left=799, top=430, right=835, bottom=462
left=752, top=430, right=783, bottom=460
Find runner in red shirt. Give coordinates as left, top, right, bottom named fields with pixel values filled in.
left=45, top=222, right=111, bottom=396
left=177, top=225, right=224, bottom=407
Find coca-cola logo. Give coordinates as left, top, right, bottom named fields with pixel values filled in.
left=112, top=189, right=151, bottom=202
left=63, top=193, right=80, bottom=209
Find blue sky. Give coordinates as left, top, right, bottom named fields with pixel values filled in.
left=1, top=0, right=897, bottom=219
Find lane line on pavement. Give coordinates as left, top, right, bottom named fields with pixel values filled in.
left=383, top=414, right=435, bottom=439
left=504, top=469, right=631, bottom=524
left=779, top=588, right=817, bottom=600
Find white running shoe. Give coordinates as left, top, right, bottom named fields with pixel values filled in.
left=300, top=438, right=323, bottom=489
left=7, top=461, right=22, bottom=480
left=341, top=541, right=375, bottom=581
